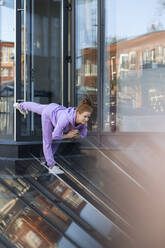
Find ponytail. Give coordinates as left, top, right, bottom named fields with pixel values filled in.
left=77, top=96, right=93, bottom=114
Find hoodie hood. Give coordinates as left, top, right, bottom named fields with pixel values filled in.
left=66, top=107, right=77, bottom=127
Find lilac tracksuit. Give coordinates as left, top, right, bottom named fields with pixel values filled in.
left=19, top=102, right=87, bottom=167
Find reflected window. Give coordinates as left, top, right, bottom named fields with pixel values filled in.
left=103, top=0, right=165, bottom=132
left=64, top=191, right=84, bottom=209
left=143, top=49, right=151, bottom=65
left=49, top=180, right=85, bottom=211
left=1, top=68, right=8, bottom=77
left=156, top=46, right=164, bottom=64
left=129, top=52, right=136, bottom=69
left=1, top=47, right=9, bottom=63
left=120, top=54, right=129, bottom=70
left=24, top=231, right=42, bottom=248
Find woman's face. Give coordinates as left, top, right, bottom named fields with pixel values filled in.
left=76, top=111, right=91, bottom=124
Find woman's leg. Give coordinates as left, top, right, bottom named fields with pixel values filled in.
left=52, top=143, right=60, bottom=156
left=41, top=111, right=55, bottom=167
left=19, top=102, right=48, bottom=115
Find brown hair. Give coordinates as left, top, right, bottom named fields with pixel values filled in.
left=76, top=96, right=93, bottom=114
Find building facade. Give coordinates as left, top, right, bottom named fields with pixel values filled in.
left=1, top=0, right=165, bottom=142
left=1, top=0, right=165, bottom=247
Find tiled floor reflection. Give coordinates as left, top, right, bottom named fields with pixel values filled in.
left=0, top=164, right=133, bottom=248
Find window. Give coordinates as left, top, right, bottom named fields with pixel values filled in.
left=9, top=47, right=14, bottom=62
left=1, top=47, right=9, bottom=63
left=84, top=60, right=91, bottom=75
left=129, top=52, right=136, bottom=69
left=120, top=54, right=129, bottom=70
left=24, top=231, right=42, bottom=248
left=143, top=49, right=151, bottom=65
left=1, top=68, right=8, bottom=77
left=156, top=46, right=163, bottom=64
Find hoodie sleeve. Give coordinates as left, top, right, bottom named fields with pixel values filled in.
left=52, top=112, right=69, bottom=140
left=79, top=123, right=88, bottom=139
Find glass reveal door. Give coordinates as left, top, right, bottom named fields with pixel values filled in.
left=16, top=0, right=64, bottom=140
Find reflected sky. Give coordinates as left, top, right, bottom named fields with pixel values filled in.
left=1, top=0, right=165, bottom=42
left=106, top=0, right=165, bottom=40
left=0, top=1, right=14, bottom=42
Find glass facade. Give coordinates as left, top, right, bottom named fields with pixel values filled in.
left=0, top=0, right=15, bottom=138
left=1, top=1, right=165, bottom=247
left=75, top=0, right=98, bottom=131
left=103, top=0, right=165, bottom=132
left=19, top=0, right=63, bottom=138
left=0, top=164, right=129, bottom=248
left=2, top=0, right=165, bottom=140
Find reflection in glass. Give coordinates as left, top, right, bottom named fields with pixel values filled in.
left=6, top=206, right=62, bottom=248
left=20, top=0, right=62, bottom=137
left=48, top=179, right=85, bottom=212
left=0, top=175, right=102, bottom=248
left=0, top=0, right=14, bottom=138
left=75, top=0, right=98, bottom=131
left=103, top=0, right=165, bottom=132
left=0, top=164, right=132, bottom=247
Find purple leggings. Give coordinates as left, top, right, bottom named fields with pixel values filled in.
left=20, top=102, right=59, bottom=167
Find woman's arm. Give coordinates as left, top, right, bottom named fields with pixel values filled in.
left=78, top=123, right=88, bottom=139
left=52, top=113, right=70, bottom=140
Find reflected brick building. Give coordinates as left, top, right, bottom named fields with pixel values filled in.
left=0, top=176, right=87, bottom=248
left=0, top=41, right=14, bottom=86
left=107, top=30, right=165, bottom=78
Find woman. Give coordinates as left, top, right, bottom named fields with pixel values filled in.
left=13, top=98, right=93, bottom=174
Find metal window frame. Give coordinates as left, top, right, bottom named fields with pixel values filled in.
left=97, top=0, right=105, bottom=142
left=70, top=0, right=75, bottom=106
left=62, top=0, right=69, bottom=107
left=14, top=0, right=22, bottom=141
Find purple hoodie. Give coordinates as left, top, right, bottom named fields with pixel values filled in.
left=19, top=102, right=87, bottom=167
left=51, top=104, right=87, bottom=140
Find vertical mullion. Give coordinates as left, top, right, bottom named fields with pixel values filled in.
left=101, top=0, right=105, bottom=132
left=71, top=0, right=75, bottom=106
left=97, top=0, right=103, bottom=143
left=14, top=0, right=22, bottom=141
left=99, top=0, right=105, bottom=139
left=63, top=0, right=68, bottom=106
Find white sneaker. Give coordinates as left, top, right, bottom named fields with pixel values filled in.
left=49, top=165, right=64, bottom=175
left=13, top=102, right=26, bottom=115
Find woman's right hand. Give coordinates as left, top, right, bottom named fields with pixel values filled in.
left=63, top=130, right=78, bottom=139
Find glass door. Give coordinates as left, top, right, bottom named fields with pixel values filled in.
left=15, top=0, right=65, bottom=141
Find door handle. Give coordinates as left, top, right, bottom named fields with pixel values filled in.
left=17, top=1, right=27, bottom=118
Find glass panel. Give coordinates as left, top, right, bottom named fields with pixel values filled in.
left=20, top=0, right=62, bottom=138
left=103, top=0, right=165, bottom=132
left=0, top=0, right=14, bottom=138
left=75, top=0, right=98, bottom=131
left=0, top=164, right=133, bottom=248
left=0, top=175, right=74, bottom=248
